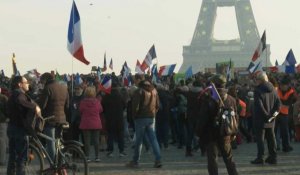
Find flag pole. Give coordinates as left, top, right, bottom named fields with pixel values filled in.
left=265, top=30, right=268, bottom=72
left=265, top=45, right=268, bottom=72
left=211, top=82, right=224, bottom=107
left=71, top=0, right=75, bottom=98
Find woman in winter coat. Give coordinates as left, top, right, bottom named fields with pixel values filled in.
left=79, top=86, right=103, bottom=162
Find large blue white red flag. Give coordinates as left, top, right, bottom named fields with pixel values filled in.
left=277, top=65, right=296, bottom=74
left=158, top=64, right=176, bottom=76
left=135, top=60, right=144, bottom=74
left=248, top=31, right=266, bottom=72
left=282, top=49, right=296, bottom=66
left=252, top=30, right=266, bottom=62
left=99, top=75, right=112, bottom=94
left=141, top=45, right=157, bottom=71
left=249, top=61, right=262, bottom=74
left=67, top=1, right=90, bottom=65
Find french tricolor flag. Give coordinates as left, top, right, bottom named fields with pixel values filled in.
left=135, top=60, right=144, bottom=74
left=98, top=75, right=112, bottom=94
left=140, top=45, right=157, bottom=71
left=158, top=64, right=176, bottom=76
left=67, top=1, right=90, bottom=65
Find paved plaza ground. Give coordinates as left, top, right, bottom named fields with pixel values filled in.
left=2, top=142, right=299, bottom=175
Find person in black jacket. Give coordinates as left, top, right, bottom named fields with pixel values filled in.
left=251, top=72, right=280, bottom=165
left=6, top=76, right=41, bottom=175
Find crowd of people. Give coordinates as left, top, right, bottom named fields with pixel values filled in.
left=0, top=70, right=300, bottom=175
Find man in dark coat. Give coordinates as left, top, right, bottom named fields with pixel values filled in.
left=6, top=76, right=41, bottom=175
left=37, top=72, right=69, bottom=160
left=186, top=80, right=203, bottom=156
left=197, top=75, right=238, bottom=175
left=102, top=82, right=126, bottom=157
left=155, top=84, right=171, bottom=149
left=251, top=72, right=280, bottom=164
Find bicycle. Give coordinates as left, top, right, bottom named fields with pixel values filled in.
left=26, top=116, right=88, bottom=175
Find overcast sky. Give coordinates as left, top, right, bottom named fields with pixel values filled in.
left=1, top=0, right=299, bottom=76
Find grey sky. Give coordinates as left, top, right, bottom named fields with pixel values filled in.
left=1, top=0, right=299, bottom=75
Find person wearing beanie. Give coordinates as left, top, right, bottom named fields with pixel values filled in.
left=198, top=74, right=239, bottom=175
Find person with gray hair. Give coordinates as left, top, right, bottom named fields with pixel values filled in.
left=251, top=71, right=281, bottom=165
left=255, top=71, right=269, bottom=82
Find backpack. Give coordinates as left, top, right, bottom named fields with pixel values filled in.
left=24, top=108, right=45, bottom=134
left=218, top=106, right=238, bottom=136
left=23, top=94, right=45, bottom=136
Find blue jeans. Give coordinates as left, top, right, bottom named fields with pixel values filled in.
left=132, top=118, right=161, bottom=163
left=43, top=125, right=55, bottom=160
left=7, top=124, right=29, bottom=175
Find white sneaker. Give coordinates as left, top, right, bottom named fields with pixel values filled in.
left=119, top=152, right=127, bottom=157
left=107, top=152, right=114, bottom=157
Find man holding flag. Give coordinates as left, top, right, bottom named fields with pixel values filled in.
left=197, top=74, right=238, bottom=175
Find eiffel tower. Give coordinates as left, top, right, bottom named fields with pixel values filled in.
left=179, top=0, right=271, bottom=73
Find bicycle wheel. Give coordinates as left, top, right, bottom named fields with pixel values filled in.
left=61, top=145, right=88, bottom=175
left=26, top=144, right=44, bottom=175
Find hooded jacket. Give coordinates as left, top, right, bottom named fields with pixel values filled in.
left=254, top=81, right=280, bottom=129
left=132, top=80, right=159, bottom=119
